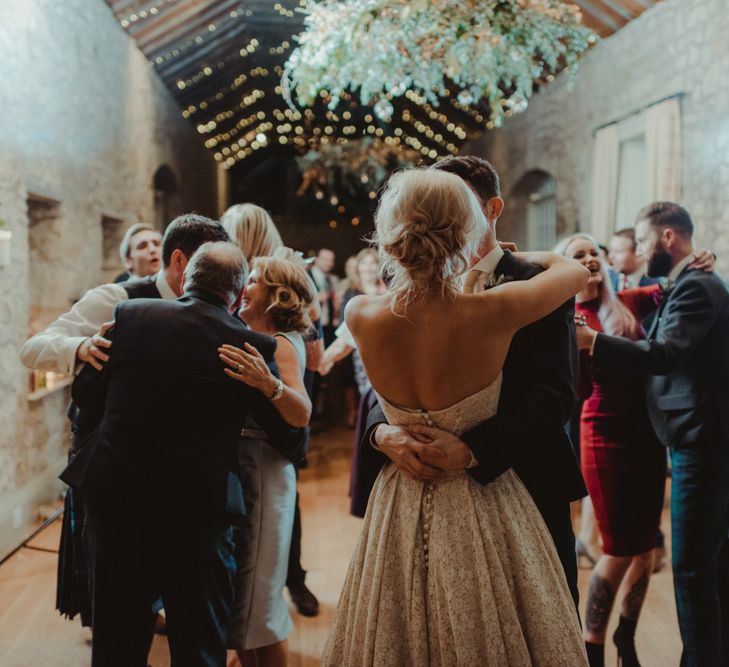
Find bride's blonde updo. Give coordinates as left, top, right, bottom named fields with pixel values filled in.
left=374, top=168, right=488, bottom=306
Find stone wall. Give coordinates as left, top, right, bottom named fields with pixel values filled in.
left=0, top=0, right=221, bottom=558
left=466, top=0, right=729, bottom=275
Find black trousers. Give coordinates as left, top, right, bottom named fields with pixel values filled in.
left=286, top=486, right=306, bottom=589
left=539, top=501, right=579, bottom=614
left=85, top=508, right=236, bottom=667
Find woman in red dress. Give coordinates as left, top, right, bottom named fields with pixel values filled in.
left=557, top=233, right=665, bottom=667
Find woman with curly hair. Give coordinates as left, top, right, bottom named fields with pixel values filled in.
left=219, top=255, right=314, bottom=667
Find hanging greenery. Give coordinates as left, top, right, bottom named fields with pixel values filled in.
left=291, top=138, right=421, bottom=230
left=284, top=0, right=596, bottom=126
left=295, top=137, right=421, bottom=200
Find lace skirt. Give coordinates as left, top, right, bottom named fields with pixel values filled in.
left=322, top=464, right=587, bottom=666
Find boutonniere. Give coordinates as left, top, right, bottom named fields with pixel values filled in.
left=484, top=273, right=513, bottom=289
left=660, top=278, right=675, bottom=297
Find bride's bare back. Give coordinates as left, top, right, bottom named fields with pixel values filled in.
left=348, top=167, right=588, bottom=412
left=348, top=292, right=509, bottom=410
left=348, top=259, right=586, bottom=412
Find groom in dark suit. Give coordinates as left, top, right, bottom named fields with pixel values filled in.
left=63, top=242, right=305, bottom=667
left=578, top=202, right=729, bottom=667
left=363, top=156, right=586, bottom=608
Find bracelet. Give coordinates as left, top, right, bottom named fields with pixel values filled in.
left=369, top=425, right=383, bottom=451
left=269, top=378, right=284, bottom=401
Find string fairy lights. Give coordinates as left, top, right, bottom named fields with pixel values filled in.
left=110, top=0, right=596, bottom=168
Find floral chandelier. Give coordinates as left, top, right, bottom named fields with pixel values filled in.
left=284, top=0, right=596, bottom=126
left=296, top=137, right=421, bottom=201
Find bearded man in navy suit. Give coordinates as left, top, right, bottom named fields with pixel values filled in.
left=578, top=203, right=729, bottom=667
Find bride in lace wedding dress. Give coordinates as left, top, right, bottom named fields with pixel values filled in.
left=321, top=168, right=590, bottom=666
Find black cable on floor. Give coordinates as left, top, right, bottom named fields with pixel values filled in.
left=0, top=505, right=64, bottom=567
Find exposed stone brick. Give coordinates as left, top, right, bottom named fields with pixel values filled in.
left=0, top=0, right=220, bottom=556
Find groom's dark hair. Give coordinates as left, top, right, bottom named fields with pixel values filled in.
left=432, top=156, right=501, bottom=204
left=161, top=213, right=230, bottom=267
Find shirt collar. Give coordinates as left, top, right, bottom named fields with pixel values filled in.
left=668, top=254, right=694, bottom=282
left=469, top=245, right=504, bottom=276
left=156, top=270, right=178, bottom=300
left=627, top=269, right=646, bottom=285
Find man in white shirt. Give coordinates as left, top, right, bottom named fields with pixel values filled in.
left=113, top=223, right=163, bottom=283
left=21, top=214, right=230, bottom=375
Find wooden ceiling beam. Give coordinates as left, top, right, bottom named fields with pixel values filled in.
left=131, top=0, right=220, bottom=47
left=593, top=0, right=637, bottom=21
left=139, top=3, right=242, bottom=55
left=616, top=0, right=655, bottom=14
left=582, top=0, right=634, bottom=25
left=574, top=0, right=624, bottom=32
left=154, top=19, right=247, bottom=78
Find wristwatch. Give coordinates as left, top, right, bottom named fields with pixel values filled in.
left=269, top=378, right=284, bottom=401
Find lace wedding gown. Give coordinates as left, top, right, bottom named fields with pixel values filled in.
left=322, top=374, right=587, bottom=666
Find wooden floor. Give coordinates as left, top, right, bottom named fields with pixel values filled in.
left=0, top=426, right=681, bottom=666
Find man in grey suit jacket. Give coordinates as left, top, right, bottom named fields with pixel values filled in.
left=577, top=202, right=729, bottom=667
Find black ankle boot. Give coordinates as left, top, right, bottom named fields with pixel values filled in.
left=585, top=641, right=604, bottom=667
left=613, top=615, right=641, bottom=667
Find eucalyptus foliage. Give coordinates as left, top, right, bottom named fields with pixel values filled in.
left=285, top=0, right=596, bottom=125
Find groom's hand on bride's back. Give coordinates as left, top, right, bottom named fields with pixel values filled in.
left=373, top=424, right=446, bottom=481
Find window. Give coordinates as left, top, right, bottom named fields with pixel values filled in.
left=614, top=114, right=649, bottom=232
left=527, top=178, right=557, bottom=251
left=512, top=170, right=558, bottom=251
left=101, top=215, right=124, bottom=284
left=27, top=193, right=71, bottom=397
left=27, top=194, right=63, bottom=336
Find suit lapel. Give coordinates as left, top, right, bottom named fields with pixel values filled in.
left=647, top=268, right=692, bottom=339
left=647, top=296, right=668, bottom=339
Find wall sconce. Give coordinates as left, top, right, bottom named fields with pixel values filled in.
left=0, top=229, right=11, bottom=268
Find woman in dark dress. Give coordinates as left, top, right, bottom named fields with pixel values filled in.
left=558, top=233, right=665, bottom=667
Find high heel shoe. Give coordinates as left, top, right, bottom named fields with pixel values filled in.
left=575, top=537, right=598, bottom=569
left=613, top=623, right=641, bottom=667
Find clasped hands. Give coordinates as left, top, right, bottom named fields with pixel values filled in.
left=374, top=423, right=474, bottom=481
